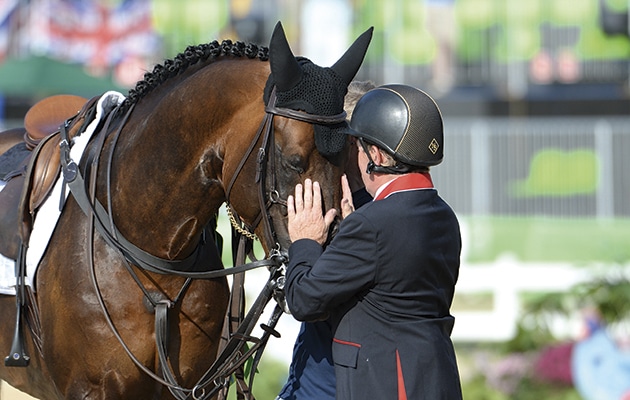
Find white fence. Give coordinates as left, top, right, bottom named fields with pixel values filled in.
left=451, top=258, right=592, bottom=342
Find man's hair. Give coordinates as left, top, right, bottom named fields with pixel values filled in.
left=364, top=139, right=430, bottom=173
left=344, top=80, right=376, bottom=120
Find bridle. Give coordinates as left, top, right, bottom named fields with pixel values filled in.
left=53, top=86, right=347, bottom=400
left=224, top=86, right=347, bottom=253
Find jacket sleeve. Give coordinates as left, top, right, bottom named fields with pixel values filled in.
left=285, top=212, right=378, bottom=321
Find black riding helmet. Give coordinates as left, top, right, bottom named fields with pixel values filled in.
left=346, top=84, right=444, bottom=168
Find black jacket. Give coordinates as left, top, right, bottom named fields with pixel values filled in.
left=286, top=185, right=462, bottom=400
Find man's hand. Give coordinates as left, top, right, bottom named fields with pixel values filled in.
left=287, top=179, right=338, bottom=245
left=340, top=174, right=355, bottom=219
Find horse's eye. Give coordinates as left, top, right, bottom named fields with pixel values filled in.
left=285, top=155, right=306, bottom=174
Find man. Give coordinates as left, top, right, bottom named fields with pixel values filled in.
left=285, top=84, right=463, bottom=399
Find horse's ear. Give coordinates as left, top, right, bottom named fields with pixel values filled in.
left=331, top=27, right=374, bottom=86
left=269, top=21, right=303, bottom=92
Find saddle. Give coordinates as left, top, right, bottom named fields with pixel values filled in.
left=23, top=95, right=88, bottom=150
left=0, top=95, right=97, bottom=260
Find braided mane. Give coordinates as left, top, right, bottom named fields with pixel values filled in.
left=119, top=40, right=269, bottom=113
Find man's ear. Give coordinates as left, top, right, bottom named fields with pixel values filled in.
left=370, top=145, right=385, bottom=167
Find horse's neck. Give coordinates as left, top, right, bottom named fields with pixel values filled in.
left=99, top=73, right=267, bottom=260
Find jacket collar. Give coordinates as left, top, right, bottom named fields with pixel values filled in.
left=373, top=173, right=434, bottom=201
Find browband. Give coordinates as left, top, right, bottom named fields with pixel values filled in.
left=265, top=97, right=347, bottom=126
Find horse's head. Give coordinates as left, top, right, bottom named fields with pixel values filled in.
left=247, top=22, right=372, bottom=253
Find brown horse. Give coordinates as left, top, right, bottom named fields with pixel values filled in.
left=0, top=22, right=372, bottom=399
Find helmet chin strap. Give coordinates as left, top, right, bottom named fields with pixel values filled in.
left=366, top=160, right=410, bottom=175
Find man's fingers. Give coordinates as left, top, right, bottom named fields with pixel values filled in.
left=294, top=183, right=304, bottom=211
left=289, top=178, right=337, bottom=245
left=324, top=208, right=338, bottom=227
left=287, top=195, right=295, bottom=220
left=341, top=174, right=353, bottom=202
left=303, top=179, right=313, bottom=210
left=312, top=181, right=322, bottom=211
left=341, top=198, right=354, bottom=219
left=340, top=174, right=355, bottom=218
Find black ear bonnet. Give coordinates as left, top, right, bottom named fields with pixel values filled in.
left=264, top=57, right=349, bottom=156
left=264, top=22, right=373, bottom=157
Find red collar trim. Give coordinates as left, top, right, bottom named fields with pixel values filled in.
left=374, top=173, right=434, bottom=201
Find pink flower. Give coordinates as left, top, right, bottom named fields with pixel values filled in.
left=533, top=342, right=574, bottom=386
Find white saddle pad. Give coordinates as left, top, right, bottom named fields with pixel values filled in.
left=0, top=91, right=125, bottom=296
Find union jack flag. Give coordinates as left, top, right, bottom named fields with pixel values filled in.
left=30, top=0, right=158, bottom=73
